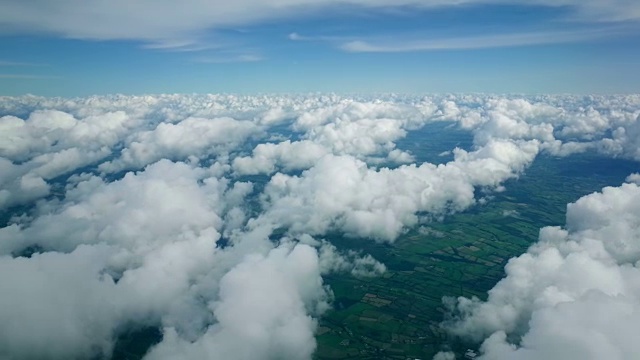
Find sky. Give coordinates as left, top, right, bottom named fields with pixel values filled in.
left=0, top=0, right=639, bottom=96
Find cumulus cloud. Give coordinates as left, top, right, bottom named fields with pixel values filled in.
left=100, top=116, right=260, bottom=173
left=315, top=240, right=386, bottom=277
left=0, top=161, right=336, bottom=360
left=0, top=245, right=124, bottom=359
left=435, top=95, right=640, bottom=160
left=233, top=140, right=329, bottom=175
left=626, top=173, right=640, bottom=184
left=0, top=157, right=50, bottom=209
left=146, top=243, right=329, bottom=360
left=0, top=160, right=242, bottom=357
left=255, top=138, right=538, bottom=242
left=0, top=109, right=138, bottom=208
left=233, top=100, right=422, bottom=175
left=0, top=110, right=134, bottom=162
left=0, top=160, right=232, bottom=254
left=441, top=180, right=640, bottom=360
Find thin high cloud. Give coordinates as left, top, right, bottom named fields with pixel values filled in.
left=142, top=40, right=219, bottom=52
left=0, top=61, right=56, bottom=82
left=339, top=28, right=621, bottom=53
left=193, top=54, right=264, bottom=64
left=287, top=32, right=346, bottom=42
left=0, top=60, right=48, bottom=67
left=0, top=74, right=60, bottom=79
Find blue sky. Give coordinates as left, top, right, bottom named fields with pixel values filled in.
left=1, top=1, right=639, bottom=96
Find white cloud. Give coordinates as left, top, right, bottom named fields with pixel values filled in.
left=145, top=243, right=329, bottom=360
left=0, top=158, right=50, bottom=209
left=233, top=140, right=329, bottom=175
left=626, top=173, right=640, bottom=185
left=316, top=240, right=386, bottom=277
left=234, top=100, right=423, bottom=175
left=0, top=245, right=125, bottom=359
left=0, top=109, right=139, bottom=208
left=0, top=160, right=231, bottom=255
left=100, top=116, right=260, bottom=173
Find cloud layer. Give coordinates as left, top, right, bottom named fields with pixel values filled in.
left=0, top=93, right=639, bottom=359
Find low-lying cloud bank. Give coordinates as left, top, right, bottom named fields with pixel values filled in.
left=0, top=93, right=639, bottom=359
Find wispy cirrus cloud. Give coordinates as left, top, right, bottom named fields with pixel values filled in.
left=287, top=32, right=346, bottom=42
left=142, top=40, right=219, bottom=52
left=0, top=60, right=48, bottom=67
left=0, top=74, right=60, bottom=79
left=192, top=54, right=264, bottom=63
left=339, top=27, right=623, bottom=53
left=0, top=61, right=58, bottom=82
